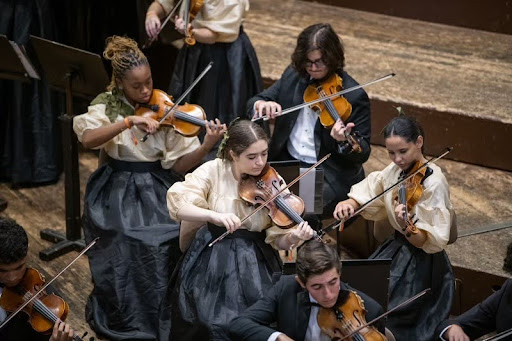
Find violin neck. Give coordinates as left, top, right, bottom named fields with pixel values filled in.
left=173, top=110, right=206, bottom=127
left=274, top=195, right=303, bottom=224
left=31, top=298, right=83, bottom=341
left=398, top=184, right=408, bottom=220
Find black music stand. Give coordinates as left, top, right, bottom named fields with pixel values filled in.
left=30, top=35, right=109, bottom=260
left=0, top=34, right=40, bottom=81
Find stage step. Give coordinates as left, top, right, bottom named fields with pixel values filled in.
left=244, top=0, right=512, bottom=170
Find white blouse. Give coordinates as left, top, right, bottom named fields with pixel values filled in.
left=348, top=162, right=455, bottom=254
left=167, top=158, right=295, bottom=249
left=73, top=94, right=200, bottom=169
left=158, top=0, right=249, bottom=42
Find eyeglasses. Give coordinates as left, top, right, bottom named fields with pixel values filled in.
left=305, top=58, right=326, bottom=68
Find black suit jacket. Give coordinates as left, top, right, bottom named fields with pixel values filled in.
left=246, top=66, right=371, bottom=214
left=229, top=275, right=384, bottom=341
left=435, top=279, right=512, bottom=340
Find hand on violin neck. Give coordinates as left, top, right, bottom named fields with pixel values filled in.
left=394, top=202, right=407, bottom=225
left=50, top=319, right=74, bottom=341
left=208, top=212, right=242, bottom=234
left=330, top=120, right=354, bottom=142
left=253, top=100, right=281, bottom=120
left=174, top=16, right=188, bottom=35
left=202, top=119, right=227, bottom=150
left=291, top=221, right=315, bottom=242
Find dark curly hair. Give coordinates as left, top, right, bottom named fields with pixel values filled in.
left=0, top=217, right=29, bottom=264
left=291, top=23, right=345, bottom=78
left=296, top=241, right=341, bottom=284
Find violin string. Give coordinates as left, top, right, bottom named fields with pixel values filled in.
left=260, top=183, right=302, bottom=224
left=173, top=110, right=206, bottom=126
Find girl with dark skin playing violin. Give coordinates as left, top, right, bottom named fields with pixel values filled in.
left=333, top=116, right=456, bottom=341
left=158, top=119, right=315, bottom=340
left=73, top=36, right=225, bottom=340
left=0, top=217, right=73, bottom=341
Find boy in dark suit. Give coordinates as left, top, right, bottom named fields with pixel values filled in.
left=229, top=241, right=385, bottom=341
left=0, top=217, right=74, bottom=341
left=435, top=279, right=512, bottom=341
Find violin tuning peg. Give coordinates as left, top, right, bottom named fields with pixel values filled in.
left=414, top=218, right=419, bottom=224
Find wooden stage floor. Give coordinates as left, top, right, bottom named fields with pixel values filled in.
left=1, top=146, right=511, bottom=339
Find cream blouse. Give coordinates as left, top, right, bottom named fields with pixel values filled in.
left=167, top=158, right=294, bottom=249
left=348, top=162, right=455, bottom=254
left=73, top=94, right=200, bottom=169
left=157, top=0, right=249, bottom=42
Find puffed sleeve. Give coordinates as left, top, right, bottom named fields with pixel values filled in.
left=413, top=175, right=453, bottom=253
left=73, top=103, right=112, bottom=149
left=167, top=161, right=212, bottom=221
left=192, top=0, right=249, bottom=42
left=160, top=128, right=200, bottom=169
left=347, top=171, right=388, bottom=221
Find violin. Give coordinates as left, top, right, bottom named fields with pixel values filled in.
left=317, top=290, right=387, bottom=341
left=183, top=0, right=204, bottom=45
left=394, top=160, right=433, bottom=237
left=238, top=163, right=305, bottom=228
left=0, top=268, right=83, bottom=340
left=135, top=89, right=207, bottom=137
left=303, top=73, right=362, bottom=153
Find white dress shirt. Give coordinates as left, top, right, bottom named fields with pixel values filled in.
left=286, top=107, right=318, bottom=164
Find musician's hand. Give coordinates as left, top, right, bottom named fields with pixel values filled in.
left=394, top=201, right=406, bottom=224
left=444, top=324, right=470, bottom=341
left=253, top=100, right=281, bottom=120
left=145, top=12, right=161, bottom=39
left=333, top=200, right=355, bottom=220
left=174, top=16, right=192, bottom=35
left=203, top=119, right=227, bottom=150
left=209, top=212, right=241, bottom=233
left=129, top=116, right=159, bottom=134
left=330, top=120, right=354, bottom=142
left=50, top=319, right=74, bottom=341
left=290, top=221, right=315, bottom=242
left=277, top=334, right=295, bottom=341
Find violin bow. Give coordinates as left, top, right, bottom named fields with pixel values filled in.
left=319, top=147, right=452, bottom=236
left=141, top=61, right=213, bottom=142
left=482, top=327, right=512, bottom=341
left=0, top=238, right=99, bottom=331
left=252, top=73, right=395, bottom=122
left=208, top=154, right=332, bottom=247
left=143, top=0, right=184, bottom=49
left=339, top=288, right=431, bottom=341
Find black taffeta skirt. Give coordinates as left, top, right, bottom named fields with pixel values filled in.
left=370, top=231, right=455, bottom=341
left=83, top=158, right=183, bottom=340
left=158, top=224, right=282, bottom=341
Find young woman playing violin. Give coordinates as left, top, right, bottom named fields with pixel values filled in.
left=145, top=0, right=263, bottom=159
left=248, top=23, right=371, bottom=228
left=158, top=119, right=316, bottom=340
left=0, top=217, right=74, bottom=341
left=72, top=35, right=225, bottom=340
left=333, top=115, right=456, bottom=341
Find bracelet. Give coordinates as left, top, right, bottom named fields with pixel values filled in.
left=124, top=117, right=132, bottom=129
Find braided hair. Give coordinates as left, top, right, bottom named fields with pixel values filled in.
left=103, top=36, right=149, bottom=91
